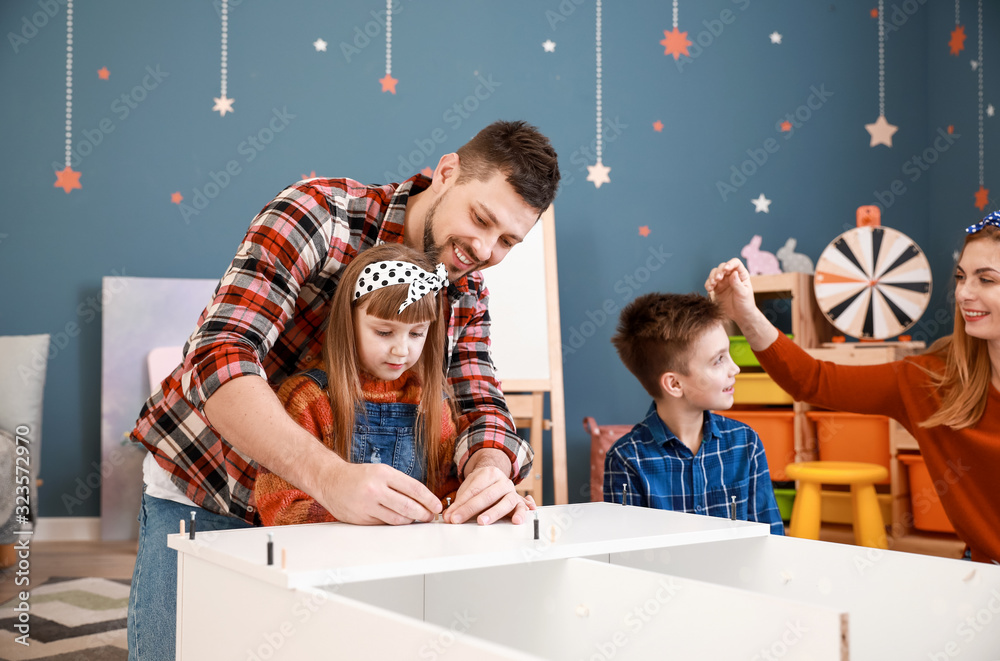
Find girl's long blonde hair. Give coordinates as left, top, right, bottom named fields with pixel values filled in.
left=323, top=243, right=451, bottom=491
left=920, top=225, right=1000, bottom=429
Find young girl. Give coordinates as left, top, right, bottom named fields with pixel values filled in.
left=255, top=243, right=460, bottom=526
left=706, top=211, right=1000, bottom=564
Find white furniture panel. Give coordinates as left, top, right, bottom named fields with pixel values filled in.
left=423, top=558, right=845, bottom=660
left=612, top=534, right=1000, bottom=660
left=171, top=503, right=997, bottom=659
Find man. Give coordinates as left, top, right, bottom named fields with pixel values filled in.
left=127, top=120, right=560, bottom=660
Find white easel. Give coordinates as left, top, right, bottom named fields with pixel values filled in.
left=485, top=206, right=568, bottom=505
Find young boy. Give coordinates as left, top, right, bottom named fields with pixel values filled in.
left=603, top=292, right=783, bottom=534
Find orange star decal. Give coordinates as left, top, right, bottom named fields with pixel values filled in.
left=171, top=192, right=183, bottom=204
left=975, top=186, right=990, bottom=211
left=420, top=167, right=433, bottom=178
left=652, top=120, right=664, bottom=132
left=949, top=25, right=967, bottom=56
left=780, top=120, right=793, bottom=132
left=379, top=74, right=398, bottom=94
left=660, top=28, right=691, bottom=60
left=947, top=125, right=954, bottom=134
left=639, top=226, right=651, bottom=237
left=54, top=165, right=81, bottom=193
left=870, top=8, right=879, bottom=18
left=98, top=67, right=110, bottom=80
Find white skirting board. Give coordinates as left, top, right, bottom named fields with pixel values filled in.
left=34, top=517, right=101, bottom=541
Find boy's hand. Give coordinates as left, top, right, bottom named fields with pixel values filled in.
left=705, top=258, right=779, bottom=352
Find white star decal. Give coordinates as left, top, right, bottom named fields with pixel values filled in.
left=586, top=161, right=611, bottom=188
left=769, top=31, right=782, bottom=44
left=212, top=95, right=235, bottom=117
left=751, top=194, right=772, bottom=213
left=542, top=39, right=556, bottom=52
left=988, top=104, right=995, bottom=118
left=313, top=38, right=327, bottom=52
left=971, top=59, right=980, bottom=70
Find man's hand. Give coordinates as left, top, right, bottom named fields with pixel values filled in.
left=704, top=258, right=779, bottom=351
left=445, top=448, right=536, bottom=525
left=318, top=461, right=442, bottom=525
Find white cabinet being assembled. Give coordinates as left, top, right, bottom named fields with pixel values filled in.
left=169, top=503, right=1000, bottom=660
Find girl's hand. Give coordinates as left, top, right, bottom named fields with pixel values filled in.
left=322, top=461, right=442, bottom=525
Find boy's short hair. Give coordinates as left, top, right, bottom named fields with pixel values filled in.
left=456, top=120, right=560, bottom=214
left=611, top=293, right=726, bottom=398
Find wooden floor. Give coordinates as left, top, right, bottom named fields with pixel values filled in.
left=0, top=540, right=137, bottom=604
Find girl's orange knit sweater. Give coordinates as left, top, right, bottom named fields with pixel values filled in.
left=255, top=368, right=459, bottom=526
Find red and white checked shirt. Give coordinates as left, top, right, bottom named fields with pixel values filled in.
left=131, top=175, right=532, bottom=523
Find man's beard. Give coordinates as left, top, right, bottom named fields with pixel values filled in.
left=422, top=193, right=444, bottom=264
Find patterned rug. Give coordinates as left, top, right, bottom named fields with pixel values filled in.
left=0, top=577, right=128, bottom=661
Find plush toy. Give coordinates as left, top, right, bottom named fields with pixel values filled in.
left=776, top=237, right=814, bottom=274
left=740, top=235, right=782, bottom=275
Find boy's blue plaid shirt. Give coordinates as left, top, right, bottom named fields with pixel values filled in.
left=603, top=403, right=784, bottom=535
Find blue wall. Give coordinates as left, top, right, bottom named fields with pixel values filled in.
left=1, top=0, right=997, bottom=516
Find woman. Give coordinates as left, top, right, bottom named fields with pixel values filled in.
left=706, top=212, right=1000, bottom=563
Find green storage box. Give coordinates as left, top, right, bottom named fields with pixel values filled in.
left=729, top=334, right=793, bottom=367
left=773, top=487, right=796, bottom=523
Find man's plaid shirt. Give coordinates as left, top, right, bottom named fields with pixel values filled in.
left=131, top=174, right=532, bottom=523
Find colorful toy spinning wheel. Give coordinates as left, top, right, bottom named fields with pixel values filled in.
left=814, top=226, right=932, bottom=339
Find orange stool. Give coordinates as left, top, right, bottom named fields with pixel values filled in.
left=785, top=461, right=889, bottom=549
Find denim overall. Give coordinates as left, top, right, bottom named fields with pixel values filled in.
left=303, top=369, right=425, bottom=483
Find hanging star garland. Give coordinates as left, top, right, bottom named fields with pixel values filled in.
left=866, top=0, right=898, bottom=147
left=379, top=0, right=398, bottom=93
left=54, top=0, right=80, bottom=193
left=950, top=0, right=967, bottom=56
left=212, top=0, right=234, bottom=116
left=660, top=0, right=691, bottom=60
left=974, top=0, right=990, bottom=210
left=587, top=0, right=610, bottom=188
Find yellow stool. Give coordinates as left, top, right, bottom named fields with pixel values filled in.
left=785, top=461, right=889, bottom=549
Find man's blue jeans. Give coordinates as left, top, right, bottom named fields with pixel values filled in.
left=127, top=489, right=251, bottom=660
